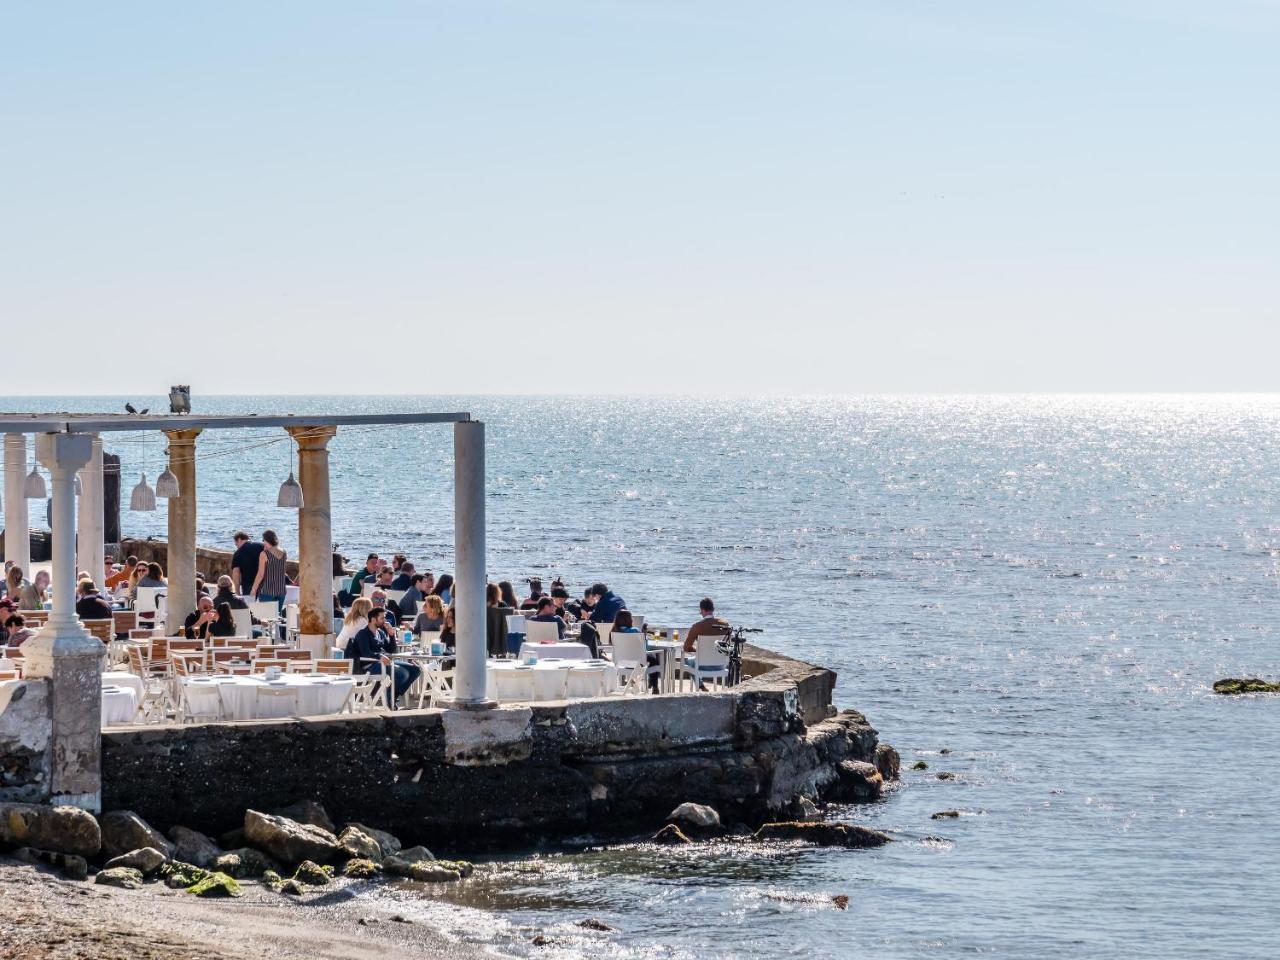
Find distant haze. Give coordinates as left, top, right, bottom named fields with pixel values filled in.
left=2, top=1, right=1276, bottom=394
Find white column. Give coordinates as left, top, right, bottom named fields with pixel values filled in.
left=23, top=432, right=101, bottom=812
left=76, top=434, right=105, bottom=586
left=4, top=433, right=31, bottom=574
left=450, top=420, right=492, bottom=708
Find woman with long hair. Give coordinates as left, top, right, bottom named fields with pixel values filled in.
left=498, top=580, right=520, bottom=610
left=430, top=573, right=454, bottom=605
left=336, top=597, right=373, bottom=657
left=413, top=595, right=446, bottom=634
left=251, top=530, right=288, bottom=611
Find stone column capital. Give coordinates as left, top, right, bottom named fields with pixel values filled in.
left=285, top=424, right=338, bottom=450
left=163, top=427, right=203, bottom=446
left=35, top=433, right=93, bottom=473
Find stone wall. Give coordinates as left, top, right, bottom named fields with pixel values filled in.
left=0, top=680, right=52, bottom=804
left=98, top=647, right=889, bottom=852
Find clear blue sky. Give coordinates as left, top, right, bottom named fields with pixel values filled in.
left=2, top=1, right=1277, bottom=394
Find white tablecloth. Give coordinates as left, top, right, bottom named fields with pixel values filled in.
left=518, top=641, right=591, bottom=662
left=487, top=659, right=618, bottom=702
left=184, top=674, right=354, bottom=720
left=103, top=671, right=145, bottom=702
left=101, top=686, right=138, bottom=725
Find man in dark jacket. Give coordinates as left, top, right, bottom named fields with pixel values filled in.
left=75, top=580, right=114, bottom=621
left=349, top=607, right=420, bottom=703
left=231, top=532, right=264, bottom=596
left=588, top=583, right=626, bottom=624
left=390, top=562, right=416, bottom=592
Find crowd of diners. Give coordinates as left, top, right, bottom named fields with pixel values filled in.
left=2, top=536, right=733, bottom=708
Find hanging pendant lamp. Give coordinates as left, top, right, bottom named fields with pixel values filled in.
left=276, top=440, right=304, bottom=508
left=155, top=466, right=180, bottom=498
left=24, top=466, right=47, bottom=499
left=130, top=472, right=157, bottom=511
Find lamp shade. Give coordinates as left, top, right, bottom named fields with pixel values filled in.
left=276, top=471, right=304, bottom=508
left=155, top=467, right=180, bottom=498
left=24, top=467, right=47, bottom=499
left=130, top=472, right=157, bottom=511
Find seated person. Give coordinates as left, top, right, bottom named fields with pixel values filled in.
left=550, top=585, right=576, bottom=621
left=413, top=595, right=446, bottom=635
left=683, top=597, right=730, bottom=653
left=4, top=613, right=35, bottom=646
left=613, top=609, right=660, bottom=692
left=529, top=596, right=567, bottom=639
left=75, top=579, right=114, bottom=621
left=369, top=589, right=398, bottom=628
left=391, top=562, right=416, bottom=592
left=337, top=597, right=373, bottom=656
left=439, top=607, right=457, bottom=651
left=588, top=582, right=625, bottom=624
left=349, top=606, right=421, bottom=703
left=183, top=596, right=220, bottom=639
left=520, top=577, right=544, bottom=610
left=105, top=555, right=137, bottom=591
left=398, top=573, right=426, bottom=618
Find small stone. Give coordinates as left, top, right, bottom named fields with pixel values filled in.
left=338, top=826, right=384, bottom=863
left=161, top=862, right=210, bottom=889
left=358, top=917, right=378, bottom=926
left=667, top=802, right=722, bottom=832
left=291, top=860, right=333, bottom=886
left=342, top=858, right=382, bottom=879
left=911, top=761, right=929, bottom=770
left=937, top=771, right=956, bottom=781
left=95, top=867, right=145, bottom=889
left=939, top=748, right=952, bottom=755
left=214, top=848, right=278, bottom=879
left=278, top=879, right=308, bottom=896
left=832, top=895, right=850, bottom=910
left=651, top=824, right=693, bottom=845
left=577, top=918, right=615, bottom=932
left=99, top=810, right=173, bottom=861
left=532, top=935, right=551, bottom=946
left=187, top=871, right=242, bottom=898
left=391, top=915, right=414, bottom=924
left=345, top=823, right=401, bottom=859
left=260, top=870, right=284, bottom=892
left=11, top=847, right=89, bottom=881
left=394, top=845, right=436, bottom=864
left=788, top=797, right=820, bottom=821
left=931, top=810, right=961, bottom=819
left=104, top=847, right=168, bottom=875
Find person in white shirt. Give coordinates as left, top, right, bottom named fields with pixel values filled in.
left=336, top=597, right=373, bottom=657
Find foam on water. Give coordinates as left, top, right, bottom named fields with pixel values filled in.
left=9, top=394, right=1278, bottom=958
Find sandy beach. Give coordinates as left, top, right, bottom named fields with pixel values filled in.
left=0, top=859, right=486, bottom=960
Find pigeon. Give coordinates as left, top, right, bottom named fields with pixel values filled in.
left=139, top=408, right=149, bottom=415
left=125, top=403, right=137, bottom=414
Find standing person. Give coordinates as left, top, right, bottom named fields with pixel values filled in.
left=75, top=580, right=114, bottom=621
left=250, top=530, right=288, bottom=612
left=230, top=532, right=264, bottom=596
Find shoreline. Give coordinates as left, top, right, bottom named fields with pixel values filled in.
left=0, top=857, right=490, bottom=960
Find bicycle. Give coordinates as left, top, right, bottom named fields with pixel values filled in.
left=717, top=625, right=763, bottom=686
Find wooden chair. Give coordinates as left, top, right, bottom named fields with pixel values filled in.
left=314, top=659, right=353, bottom=675
left=211, top=648, right=254, bottom=669
left=3, top=645, right=24, bottom=661
left=252, top=658, right=288, bottom=674
left=172, top=652, right=205, bottom=677
left=18, top=611, right=48, bottom=628
left=128, top=628, right=158, bottom=641
left=0, top=670, right=20, bottom=681
left=257, top=645, right=283, bottom=657
left=80, top=619, right=114, bottom=644
left=216, top=663, right=253, bottom=676
left=285, top=660, right=315, bottom=674
left=113, top=609, right=137, bottom=636
left=276, top=649, right=311, bottom=662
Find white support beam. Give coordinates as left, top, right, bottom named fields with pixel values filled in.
left=4, top=433, right=30, bottom=574
left=450, top=420, right=492, bottom=708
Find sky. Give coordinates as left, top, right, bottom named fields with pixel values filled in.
left=2, top=1, right=1277, bottom=394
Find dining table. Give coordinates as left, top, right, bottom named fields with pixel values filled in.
left=487, top=657, right=619, bottom=702
left=183, top=674, right=354, bottom=721
left=101, top=685, right=139, bottom=725
left=517, top=640, right=591, bottom=662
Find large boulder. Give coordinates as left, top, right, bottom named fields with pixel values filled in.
left=168, top=827, right=221, bottom=868
left=12, top=847, right=89, bottom=881
left=100, top=811, right=173, bottom=861
left=1214, top=678, right=1280, bottom=695
left=244, top=810, right=344, bottom=865
left=0, top=803, right=101, bottom=858
left=270, top=801, right=336, bottom=834
left=213, top=847, right=278, bottom=879
left=825, top=761, right=884, bottom=803
left=95, top=866, right=145, bottom=889
left=345, top=823, right=401, bottom=860
left=338, top=826, right=384, bottom=863
left=874, top=743, right=901, bottom=781
left=666, top=802, right=722, bottom=836
left=104, top=847, right=168, bottom=875
left=752, top=821, right=891, bottom=848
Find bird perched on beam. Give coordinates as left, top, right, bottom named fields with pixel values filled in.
left=124, top=403, right=150, bottom=415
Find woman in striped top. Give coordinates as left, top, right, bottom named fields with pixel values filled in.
left=250, top=529, right=288, bottom=612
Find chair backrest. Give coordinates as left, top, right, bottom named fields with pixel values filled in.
left=695, top=634, right=729, bottom=668
left=253, top=658, right=288, bottom=674
left=276, top=649, right=311, bottom=661
left=285, top=604, right=299, bottom=630
left=361, top=582, right=377, bottom=598
left=134, top=587, right=164, bottom=615
left=128, top=628, right=157, bottom=641
left=505, top=614, right=527, bottom=634
left=596, top=623, right=613, bottom=647
left=333, top=576, right=349, bottom=594
left=0, top=670, right=20, bottom=681
left=81, top=619, right=114, bottom=644
left=386, top=589, right=407, bottom=605
left=169, top=639, right=204, bottom=654
left=314, top=658, right=353, bottom=675
left=249, top=601, right=279, bottom=623
left=212, top=648, right=254, bottom=665
left=150, top=636, right=170, bottom=662
left=172, top=652, right=204, bottom=676
left=611, top=630, right=647, bottom=665
left=3, top=645, right=22, bottom=660
left=231, top=608, right=253, bottom=637
left=126, top=646, right=146, bottom=675
left=19, top=611, right=48, bottom=627
left=285, top=660, right=315, bottom=674
left=525, top=620, right=560, bottom=644
left=418, top=629, right=442, bottom=648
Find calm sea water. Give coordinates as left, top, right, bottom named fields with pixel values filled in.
left=9, top=394, right=1279, bottom=959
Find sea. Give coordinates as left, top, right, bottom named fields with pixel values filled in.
left=9, top=394, right=1278, bottom=959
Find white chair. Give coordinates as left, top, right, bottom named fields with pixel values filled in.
left=134, top=587, right=164, bottom=617
left=386, top=589, right=407, bottom=606
left=677, top=635, right=730, bottom=691
left=250, top=600, right=280, bottom=625
left=332, top=576, right=349, bottom=595
left=595, top=622, right=613, bottom=648
left=347, top=674, right=391, bottom=712
left=179, top=683, right=223, bottom=724
left=609, top=631, right=659, bottom=695
left=418, top=629, right=443, bottom=649
left=525, top=619, right=560, bottom=644
left=565, top=664, right=607, bottom=699
left=361, top=582, right=378, bottom=598
left=285, top=604, right=300, bottom=640
left=254, top=685, right=301, bottom=719
left=417, top=659, right=455, bottom=708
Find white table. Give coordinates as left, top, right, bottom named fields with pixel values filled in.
left=103, top=671, right=145, bottom=702
left=646, top=639, right=686, bottom=693
left=101, top=685, right=139, bottom=725
left=518, top=641, right=591, bottom=662
left=487, top=658, right=618, bottom=702
left=183, top=674, right=354, bottom=720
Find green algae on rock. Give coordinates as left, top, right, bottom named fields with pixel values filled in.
left=1213, top=678, right=1280, bottom=695
left=187, top=871, right=242, bottom=897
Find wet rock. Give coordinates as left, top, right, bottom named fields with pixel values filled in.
left=291, top=860, right=333, bottom=885
left=826, top=760, right=884, bottom=803
left=261, top=869, right=284, bottom=892
left=342, top=858, right=382, bottom=879
left=832, top=895, right=849, bottom=910
left=939, top=748, right=952, bottom=755
left=391, top=915, right=415, bottom=924
left=278, top=878, right=308, bottom=896
left=936, top=771, right=956, bottom=781
left=99, top=811, right=173, bottom=861
left=187, top=871, right=242, bottom=897
left=931, top=810, right=960, bottom=820
left=160, top=862, right=210, bottom=889
left=0, top=802, right=102, bottom=858
left=532, top=934, right=553, bottom=946
left=214, top=847, right=277, bottom=879
left=244, top=809, right=344, bottom=865
left=874, top=744, right=901, bottom=781
left=338, top=825, right=384, bottom=863
left=667, top=802, right=722, bottom=834
left=358, top=917, right=378, bottom=926
left=104, top=847, right=168, bottom=875
left=270, top=800, right=336, bottom=834
left=11, top=846, right=89, bottom=881
left=346, top=822, right=401, bottom=859
left=752, top=821, right=891, bottom=848
left=577, top=918, right=616, bottom=932
left=218, top=827, right=246, bottom=850
left=786, top=796, right=820, bottom=821
left=1214, top=677, right=1280, bottom=695
left=383, top=855, right=465, bottom=883
left=651, top=824, right=692, bottom=845
left=168, top=826, right=221, bottom=868
left=392, top=845, right=436, bottom=864
left=911, top=761, right=929, bottom=770
left=95, top=866, right=145, bottom=889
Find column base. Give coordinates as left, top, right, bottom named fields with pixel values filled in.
left=440, top=697, right=498, bottom=711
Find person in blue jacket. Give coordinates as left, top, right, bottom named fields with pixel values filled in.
left=349, top=606, right=420, bottom=704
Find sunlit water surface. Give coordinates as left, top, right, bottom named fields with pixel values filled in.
left=8, top=394, right=1278, bottom=959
